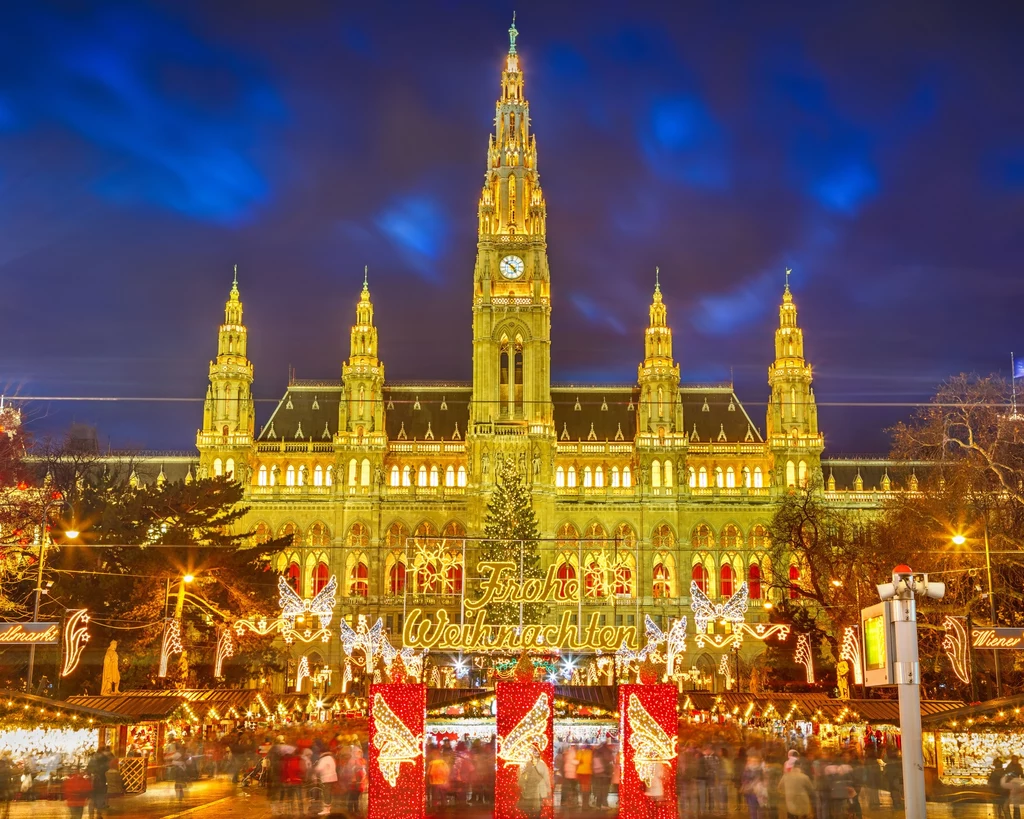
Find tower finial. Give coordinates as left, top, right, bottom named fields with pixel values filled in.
left=233, top=263, right=238, bottom=285
left=785, top=267, right=792, bottom=292
left=508, top=11, right=518, bottom=55
left=363, top=265, right=368, bottom=289
left=655, top=265, right=660, bottom=291
left=229, top=264, right=239, bottom=298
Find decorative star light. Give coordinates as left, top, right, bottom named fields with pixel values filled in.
left=718, top=654, right=734, bottom=690
left=627, top=693, right=677, bottom=787
left=278, top=575, right=337, bottom=630
left=60, top=609, right=90, bottom=677
left=372, top=692, right=422, bottom=787
left=839, top=626, right=864, bottom=686
left=214, top=628, right=234, bottom=678
left=295, top=655, right=310, bottom=693
left=497, top=693, right=550, bottom=768
left=690, top=581, right=749, bottom=634
left=942, top=616, right=971, bottom=685
left=795, top=634, right=814, bottom=684
left=158, top=619, right=182, bottom=678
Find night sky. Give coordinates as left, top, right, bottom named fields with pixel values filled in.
left=2, top=1, right=1023, bottom=455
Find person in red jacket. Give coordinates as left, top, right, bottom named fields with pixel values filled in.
left=281, top=750, right=306, bottom=816
left=64, top=771, right=92, bottom=819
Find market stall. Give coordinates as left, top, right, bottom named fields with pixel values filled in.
left=922, top=694, right=1024, bottom=786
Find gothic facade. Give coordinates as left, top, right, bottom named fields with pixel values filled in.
left=183, top=24, right=902, bottom=673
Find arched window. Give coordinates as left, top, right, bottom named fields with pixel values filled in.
left=798, top=460, right=807, bottom=488
left=286, top=465, right=296, bottom=486
left=307, top=522, right=330, bottom=548
left=614, top=561, right=633, bottom=596
left=664, top=460, right=674, bottom=488
left=270, top=465, right=278, bottom=486
left=312, top=562, right=330, bottom=595
left=349, top=561, right=368, bottom=597
left=417, top=465, right=427, bottom=487
left=457, top=466, right=467, bottom=487
left=742, top=466, right=751, bottom=488
left=278, top=522, right=299, bottom=545
left=651, top=523, right=676, bottom=551
left=389, top=562, right=406, bottom=594
left=429, top=465, right=439, bottom=487
left=595, top=465, right=604, bottom=488
left=251, top=522, right=271, bottom=546
left=326, top=465, right=333, bottom=486
left=314, top=465, right=324, bottom=486
left=748, top=564, right=762, bottom=600
left=698, top=467, right=708, bottom=488
left=611, top=467, right=620, bottom=487
left=651, top=460, right=661, bottom=488
left=623, top=466, right=632, bottom=487
left=556, top=523, right=580, bottom=551
left=361, top=458, right=371, bottom=486
left=567, top=466, right=577, bottom=488
left=689, top=467, right=696, bottom=488
left=213, top=458, right=223, bottom=477
left=750, top=525, right=768, bottom=549
left=445, top=465, right=455, bottom=487
left=726, top=467, right=735, bottom=488
left=615, top=523, right=637, bottom=551
left=585, top=562, right=606, bottom=598
left=285, top=561, right=302, bottom=593
left=556, top=466, right=565, bottom=487
left=691, top=524, right=714, bottom=551
left=445, top=563, right=463, bottom=596
left=390, top=465, right=400, bottom=486
left=721, top=524, right=741, bottom=550
left=720, top=563, right=736, bottom=598
left=653, top=562, right=673, bottom=599
left=556, top=560, right=577, bottom=599
left=348, top=459, right=358, bottom=487
left=754, top=466, right=763, bottom=488
left=348, top=522, right=369, bottom=551
left=402, top=465, right=411, bottom=487
left=583, top=466, right=593, bottom=488
left=298, top=465, right=306, bottom=486
left=786, top=460, right=796, bottom=487
left=691, top=564, right=709, bottom=595
left=715, top=466, right=724, bottom=488
left=788, top=565, right=800, bottom=599
left=225, top=458, right=235, bottom=479
left=258, top=465, right=268, bottom=486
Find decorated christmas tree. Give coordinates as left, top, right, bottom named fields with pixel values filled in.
left=478, top=456, right=546, bottom=625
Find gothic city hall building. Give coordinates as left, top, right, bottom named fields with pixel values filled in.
left=181, top=26, right=897, bottom=674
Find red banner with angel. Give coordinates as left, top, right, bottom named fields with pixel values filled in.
left=496, top=680, right=554, bottom=819
left=619, top=684, right=678, bottom=819
left=369, top=683, right=425, bottom=819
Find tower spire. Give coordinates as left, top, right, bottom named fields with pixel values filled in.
left=784, top=267, right=792, bottom=301
left=363, top=264, right=369, bottom=291
left=508, top=12, right=518, bottom=55
left=654, top=266, right=661, bottom=296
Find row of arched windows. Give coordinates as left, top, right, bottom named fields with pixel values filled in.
left=388, top=464, right=468, bottom=488
left=256, top=463, right=335, bottom=487
left=686, top=465, right=765, bottom=489
left=555, top=465, right=632, bottom=488
left=785, top=459, right=809, bottom=488
left=212, top=457, right=236, bottom=479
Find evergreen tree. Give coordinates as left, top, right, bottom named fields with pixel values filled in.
left=478, top=457, right=546, bottom=625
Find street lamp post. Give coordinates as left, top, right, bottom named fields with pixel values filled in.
left=27, top=497, right=77, bottom=692
left=953, top=521, right=1002, bottom=697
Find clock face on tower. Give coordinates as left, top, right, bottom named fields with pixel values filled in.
left=499, top=255, right=525, bottom=280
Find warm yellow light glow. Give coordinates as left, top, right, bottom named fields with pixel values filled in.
left=952, top=534, right=967, bottom=546
left=64, top=529, right=80, bottom=540
left=183, top=574, right=195, bottom=584
left=831, top=579, right=843, bottom=587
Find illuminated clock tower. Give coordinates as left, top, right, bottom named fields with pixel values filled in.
left=469, top=18, right=555, bottom=492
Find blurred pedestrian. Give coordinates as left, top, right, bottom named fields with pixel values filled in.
left=64, top=769, right=92, bottom=819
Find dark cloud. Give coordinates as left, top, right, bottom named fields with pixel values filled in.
left=1, top=0, right=1022, bottom=455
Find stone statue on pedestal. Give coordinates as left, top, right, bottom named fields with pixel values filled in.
left=101, top=641, right=121, bottom=695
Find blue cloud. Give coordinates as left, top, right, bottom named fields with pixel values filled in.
left=0, top=7, right=284, bottom=222
left=375, top=194, right=449, bottom=282
left=692, top=269, right=784, bottom=336
left=641, top=96, right=730, bottom=190
left=570, top=293, right=626, bottom=335
left=813, top=160, right=878, bottom=214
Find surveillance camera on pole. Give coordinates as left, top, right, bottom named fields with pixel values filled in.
left=867, top=564, right=943, bottom=819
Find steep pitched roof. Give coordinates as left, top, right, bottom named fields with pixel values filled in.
left=552, top=386, right=637, bottom=442
left=257, top=382, right=342, bottom=443
left=681, top=385, right=763, bottom=444
left=383, top=384, right=471, bottom=442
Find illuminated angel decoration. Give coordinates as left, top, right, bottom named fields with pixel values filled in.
left=840, top=626, right=864, bottom=685
left=340, top=616, right=384, bottom=665
left=295, top=655, right=310, bottom=693
left=158, top=618, right=182, bottom=678
left=61, top=609, right=90, bottom=677
left=718, top=654, right=734, bottom=690
left=690, top=581, right=749, bottom=633
left=497, top=692, right=550, bottom=768
left=942, top=616, right=971, bottom=685
left=278, top=574, right=337, bottom=630
left=644, top=615, right=687, bottom=678
left=372, top=692, right=422, bottom=787
left=795, top=634, right=814, bottom=684
left=214, top=628, right=234, bottom=678
left=627, top=693, right=677, bottom=787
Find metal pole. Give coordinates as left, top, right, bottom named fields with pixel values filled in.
left=982, top=514, right=1002, bottom=697
left=27, top=500, right=54, bottom=692
left=966, top=612, right=979, bottom=702
left=892, top=585, right=927, bottom=819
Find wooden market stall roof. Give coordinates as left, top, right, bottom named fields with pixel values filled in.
left=681, top=692, right=964, bottom=724
left=68, top=688, right=275, bottom=722
left=921, top=692, right=1024, bottom=730
left=0, top=689, right=133, bottom=725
